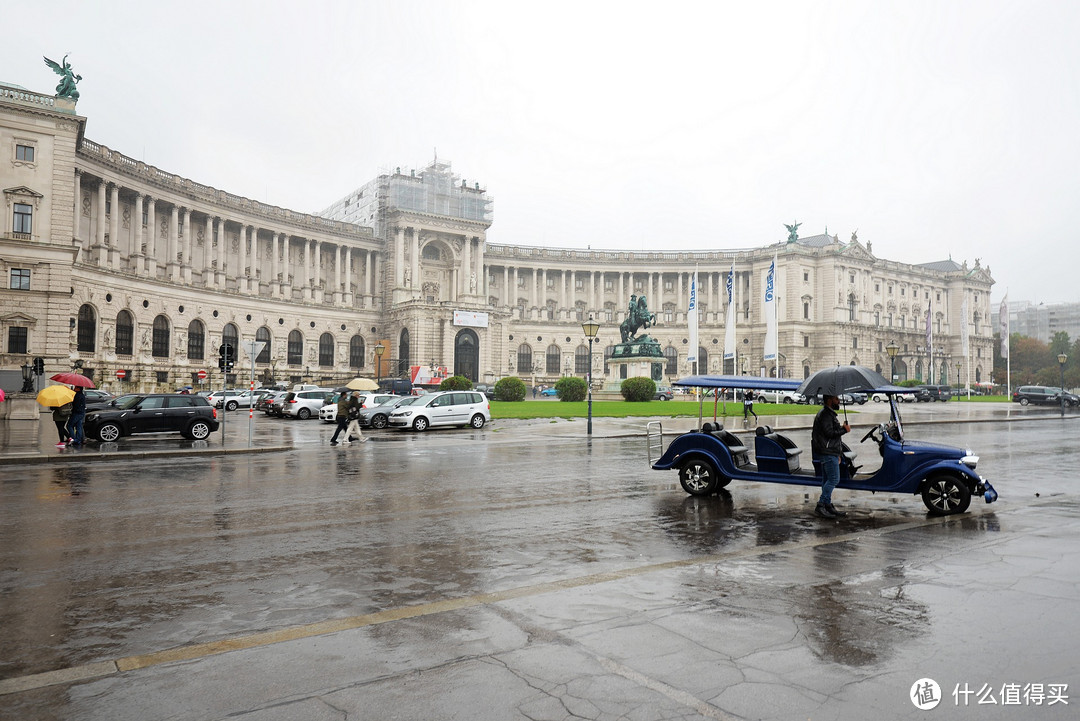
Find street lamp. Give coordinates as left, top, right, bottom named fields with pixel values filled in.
left=1059, top=353, right=1068, bottom=418
left=20, top=362, right=34, bottom=393
left=582, top=316, right=600, bottom=436
left=374, top=344, right=385, bottom=387
left=886, top=340, right=899, bottom=382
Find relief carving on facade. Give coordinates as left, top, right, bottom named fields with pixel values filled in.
left=82, top=194, right=91, bottom=216
left=122, top=207, right=131, bottom=229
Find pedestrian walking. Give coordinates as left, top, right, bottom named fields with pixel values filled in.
left=52, top=402, right=72, bottom=447
left=329, top=392, right=351, bottom=445
left=344, top=391, right=367, bottom=443
left=65, top=387, right=86, bottom=446
left=811, top=394, right=851, bottom=519
left=742, top=390, right=758, bottom=423
left=532, top=385, right=538, bottom=399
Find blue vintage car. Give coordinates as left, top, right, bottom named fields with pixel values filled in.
left=648, top=375, right=997, bottom=515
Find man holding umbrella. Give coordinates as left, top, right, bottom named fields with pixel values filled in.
left=811, top=394, right=850, bottom=519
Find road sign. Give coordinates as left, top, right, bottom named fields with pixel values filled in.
left=115, top=369, right=126, bottom=380
left=242, top=340, right=266, bottom=359
left=197, top=369, right=208, bottom=380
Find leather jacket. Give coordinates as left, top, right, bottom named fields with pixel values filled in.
left=811, top=405, right=847, bottom=456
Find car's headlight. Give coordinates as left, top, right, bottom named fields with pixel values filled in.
left=961, top=453, right=979, bottom=469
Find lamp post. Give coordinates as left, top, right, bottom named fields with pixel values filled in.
left=20, top=362, right=34, bottom=393
left=1059, top=353, right=1068, bottom=418
left=956, top=361, right=962, bottom=396
left=582, top=316, right=600, bottom=436
left=374, top=344, right=384, bottom=388
left=886, top=340, right=899, bottom=383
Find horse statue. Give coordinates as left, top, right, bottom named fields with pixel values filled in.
left=619, top=294, right=656, bottom=343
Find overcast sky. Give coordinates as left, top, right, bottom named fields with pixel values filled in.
left=7, top=0, right=1079, bottom=305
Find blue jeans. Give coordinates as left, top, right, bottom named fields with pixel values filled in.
left=66, top=412, right=85, bottom=444
left=818, top=454, right=840, bottom=505
left=330, top=416, right=349, bottom=443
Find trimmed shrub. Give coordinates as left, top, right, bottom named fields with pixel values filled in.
left=439, top=375, right=473, bottom=391
left=494, top=376, right=527, bottom=402
left=621, top=377, right=656, bottom=402
left=554, top=376, right=587, bottom=402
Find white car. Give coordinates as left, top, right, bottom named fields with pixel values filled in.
left=280, top=388, right=334, bottom=419
left=871, top=391, right=915, bottom=403
left=319, top=393, right=396, bottom=422
left=206, top=389, right=257, bottom=411
left=753, top=389, right=803, bottom=404
left=387, top=390, right=491, bottom=431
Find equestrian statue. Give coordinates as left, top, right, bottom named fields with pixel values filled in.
left=620, top=294, right=656, bottom=343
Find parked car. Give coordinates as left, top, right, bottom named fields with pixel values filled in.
left=1051, top=388, right=1080, bottom=407
left=82, top=389, right=114, bottom=405
left=257, top=390, right=287, bottom=416
left=84, top=393, right=219, bottom=441
left=206, top=389, right=256, bottom=411
left=86, top=392, right=135, bottom=411
left=800, top=392, right=867, bottom=405
left=654, top=386, right=674, bottom=401
left=753, top=389, right=802, bottom=404
left=378, top=378, right=414, bottom=396
left=387, top=390, right=491, bottom=431
left=539, top=388, right=558, bottom=397
left=280, top=388, right=333, bottom=419
left=1011, top=386, right=1066, bottom=406
left=917, top=385, right=953, bottom=402
left=473, top=384, right=494, bottom=395
left=358, top=395, right=422, bottom=429
left=871, top=390, right=915, bottom=403
left=319, top=393, right=396, bottom=422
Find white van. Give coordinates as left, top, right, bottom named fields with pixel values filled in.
left=387, top=390, right=491, bottom=431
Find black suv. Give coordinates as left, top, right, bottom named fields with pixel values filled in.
left=84, top=394, right=220, bottom=441
left=916, top=385, right=952, bottom=402
left=1012, top=386, right=1072, bottom=406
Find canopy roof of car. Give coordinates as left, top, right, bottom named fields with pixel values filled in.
left=673, top=375, right=801, bottom=390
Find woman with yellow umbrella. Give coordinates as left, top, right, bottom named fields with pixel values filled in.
left=37, top=385, right=75, bottom=448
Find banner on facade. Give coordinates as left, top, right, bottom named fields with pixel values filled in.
left=763, top=254, right=777, bottom=362
left=687, top=268, right=698, bottom=365
left=453, top=310, right=489, bottom=328
left=724, top=264, right=735, bottom=363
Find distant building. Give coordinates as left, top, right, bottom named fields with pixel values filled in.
left=992, top=300, right=1080, bottom=344
left=1, top=76, right=997, bottom=398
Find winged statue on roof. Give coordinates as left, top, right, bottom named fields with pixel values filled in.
left=43, top=54, right=82, bottom=100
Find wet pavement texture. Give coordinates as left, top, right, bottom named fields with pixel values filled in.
left=0, top=407, right=1078, bottom=719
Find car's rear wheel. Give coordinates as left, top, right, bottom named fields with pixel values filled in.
left=678, top=459, right=720, bottom=496
left=1019, top=398, right=1030, bottom=406
left=470, top=413, right=486, bottom=429
left=371, top=414, right=388, bottom=429
left=413, top=416, right=429, bottom=432
left=187, top=420, right=211, bottom=440
left=226, top=400, right=239, bottom=411
left=97, top=423, right=121, bottom=442
left=922, top=474, right=972, bottom=515
left=297, top=408, right=311, bottom=420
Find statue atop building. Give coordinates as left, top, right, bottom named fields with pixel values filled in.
left=784, top=221, right=801, bottom=243
left=43, top=55, right=82, bottom=101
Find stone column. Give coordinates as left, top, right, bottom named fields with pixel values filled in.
left=237, top=225, right=247, bottom=293
left=313, top=240, right=323, bottom=303
left=94, top=181, right=106, bottom=265
left=202, top=216, right=213, bottom=285
left=215, top=218, right=227, bottom=288
left=503, top=267, right=510, bottom=307
left=145, top=196, right=157, bottom=277
left=271, top=232, right=281, bottom=296
left=131, top=193, right=144, bottom=274
left=395, top=226, right=405, bottom=287
left=166, top=205, right=179, bottom=281
left=108, top=184, right=120, bottom=269
left=343, top=247, right=352, bottom=305
left=181, top=208, right=193, bottom=284
left=410, top=228, right=420, bottom=292
left=371, top=251, right=380, bottom=308
left=73, top=169, right=82, bottom=250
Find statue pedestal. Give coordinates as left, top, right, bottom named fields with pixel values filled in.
left=597, top=336, right=665, bottom=399
left=2, top=395, right=41, bottom=420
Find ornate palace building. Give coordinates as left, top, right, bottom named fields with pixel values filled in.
left=1, top=78, right=996, bottom=397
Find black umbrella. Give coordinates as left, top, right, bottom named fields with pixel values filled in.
left=797, top=365, right=890, bottom=419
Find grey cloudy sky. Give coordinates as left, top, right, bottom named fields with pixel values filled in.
left=7, top=0, right=1078, bottom=304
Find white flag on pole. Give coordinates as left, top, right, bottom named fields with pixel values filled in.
left=763, top=254, right=777, bottom=363
left=960, top=297, right=969, bottom=359
left=723, top=264, right=735, bottom=363
left=999, top=293, right=1009, bottom=359
left=687, top=267, right=698, bottom=366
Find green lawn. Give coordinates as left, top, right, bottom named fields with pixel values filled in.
left=489, top=399, right=819, bottom=420
left=951, top=394, right=1009, bottom=402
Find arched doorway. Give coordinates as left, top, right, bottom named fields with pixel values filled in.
left=454, top=328, right=479, bottom=381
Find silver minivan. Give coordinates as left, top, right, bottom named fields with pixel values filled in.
left=387, top=390, right=491, bottom=431
left=280, top=388, right=333, bottom=419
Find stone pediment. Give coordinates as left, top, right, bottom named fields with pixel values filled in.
left=3, top=185, right=44, bottom=198
left=840, top=242, right=875, bottom=261
left=1, top=312, right=37, bottom=324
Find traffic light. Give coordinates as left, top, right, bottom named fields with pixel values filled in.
left=32, top=357, right=44, bottom=375
left=217, top=343, right=235, bottom=373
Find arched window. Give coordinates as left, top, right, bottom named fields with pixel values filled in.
left=187, top=319, right=205, bottom=360
left=222, top=323, right=239, bottom=355
left=287, top=330, right=303, bottom=365
left=803, top=365, right=811, bottom=379
left=454, top=328, right=479, bottom=381
left=152, top=315, right=170, bottom=357
left=77, top=304, right=96, bottom=352
left=350, top=335, right=365, bottom=369
left=697, top=347, right=708, bottom=373
left=319, top=333, right=335, bottom=367
left=664, top=346, right=678, bottom=376
left=848, top=293, right=857, bottom=321
left=398, top=327, right=410, bottom=377
left=973, top=311, right=981, bottom=335
left=255, top=327, right=271, bottom=363
left=421, top=244, right=441, bottom=261
left=575, top=344, right=590, bottom=374
left=546, top=344, right=561, bottom=374
left=517, top=344, right=533, bottom=375
left=115, top=310, right=133, bottom=355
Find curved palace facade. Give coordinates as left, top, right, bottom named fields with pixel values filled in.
left=1, top=80, right=996, bottom=394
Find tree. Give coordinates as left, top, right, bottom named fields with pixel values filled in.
left=439, top=375, right=473, bottom=391
left=494, top=376, right=527, bottom=402
left=554, top=376, right=587, bottom=402
left=620, top=377, right=656, bottom=402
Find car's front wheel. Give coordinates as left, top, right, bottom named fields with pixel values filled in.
left=413, top=416, right=429, bottom=432
left=1019, top=398, right=1030, bottom=406
left=297, top=408, right=311, bottom=420
left=470, top=413, right=486, bottom=429
left=97, top=423, right=122, bottom=442
left=922, top=474, right=972, bottom=515
left=187, top=420, right=212, bottom=440
left=678, top=459, right=720, bottom=496
left=226, top=400, right=239, bottom=411
left=371, top=414, right=388, bottom=429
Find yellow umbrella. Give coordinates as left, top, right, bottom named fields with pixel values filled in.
left=345, top=377, right=379, bottom=391
left=37, top=385, right=75, bottom=408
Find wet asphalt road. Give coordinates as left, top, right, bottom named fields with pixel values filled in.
left=1, top=416, right=1079, bottom=720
